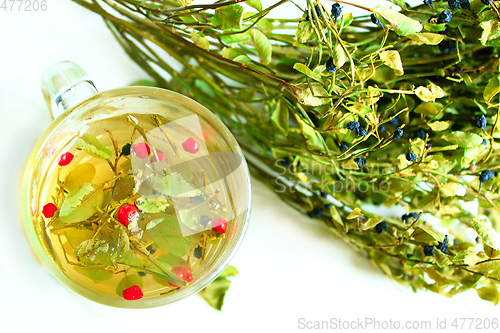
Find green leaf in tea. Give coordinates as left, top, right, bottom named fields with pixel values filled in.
left=60, top=183, right=104, bottom=224
left=64, top=163, right=96, bottom=191
left=150, top=172, right=202, bottom=198
left=77, top=134, right=112, bottom=159
left=136, top=196, right=170, bottom=213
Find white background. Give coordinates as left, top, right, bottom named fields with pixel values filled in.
left=0, top=0, right=498, bottom=332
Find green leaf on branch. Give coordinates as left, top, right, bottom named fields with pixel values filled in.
left=472, top=218, right=500, bottom=250
left=245, top=0, right=262, bottom=11
left=332, top=43, right=347, bottom=69
left=199, top=266, right=239, bottom=310
left=136, top=196, right=170, bottom=213
left=64, top=163, right=96, bottom=191
left=191, top=30, right=209, bottom=50
left=212, top=4, right=244, bottom=30
left=484, top=75, right=500, bottom=103
left=374, top=5, right=422, bottom=37
left=476, top=287, right=500, bottom=305
left=296, top=21, right=316, bottom=43
left=407, top=32, right=444, bottom=45
left=442, top=131, right=483, bottom=148
left=271, top=100, right=289, bottom=136
left=293, top=63, right=322, bottom=82
left=480, top=20, right=500, bottom=46
left=290, top=83, right=330, bottom=107
left=249, top=29, right=272, bottom=65
left=379, top=50, right=404, bottom=76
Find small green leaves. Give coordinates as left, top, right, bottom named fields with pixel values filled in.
left=407, top=32, right=444, bottom=45
left=442, top=131, right=483, bottom=148
left=379, top=50, right=404, bottom=76
left=77, top=134, right=112, bottom=159
left=60, top=183, right=103, bottom=224
left=199, top=265, right=239, bottom=310
left=212, top=4, right=244, bottom=30
left=179, top=209, right=200, bottom=230
left=245, top=0, right=262, bottom=12
left=453, top=248, right=479, bottom=266
left=415, top=83, right=446, bottom=102
left=472, top=218, right=500, bottom=250
left=428, top=121, right=451, bottom=132
left=249, top=29, right=272, bottom=65
left=373, top=5, right=422, bottom=36
left=290, top=83, right=329, bottom=106
left=411, top=227, right=443, bottom=243
left=293, top=63, right=322, bottom=82
left=476, top=287, right=500, bottom=305
left=136, top=196, right=169, bottom=213
left=331, top=43, right=347, bottom=69
left=434, top=248, right=453, bottom=268
left=150, top=172, right=202, bottom=198
left=190, top=30, right=209, bottom=50
left=296, top=21, right=316, bottom=43
left=480, top=20, right=500, bottom=46
left=484, top=75, right=500, bottom=103
left=271, top=99, right=289, bottom=136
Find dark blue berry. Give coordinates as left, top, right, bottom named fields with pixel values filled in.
left=345, top=121, right=360, bottom=131
left=405, top=2, right=411, bottom=8
left=314, top=4, right=323, bottom=17
left=393, top=127, right=403, bottom=140
left=326, top=57, right=337, bottom=73
left=388, top=117, right=400, bottom=126
left=415, top=129, right=426, bottom=140
left=406, top=153, right=417, bottom=162
left=409, top=212, right=419, bottom=220
left=437, top=10, right=452, bottom=24
left=356, top=127, right=368, bottom=137
left=194, top=246, right=202, bottom=259
left=138, top=271, right=146, bottom=277
left=379, top=125, right=386, bottom=132
left=479, top=170, right=496, bottom=183
left=482, top=0, right=493, bottom=5
left=406, top=253, right=413, bottom=259
left=331, top=3, right=342, bottom=21
left=121, top=143, right=131, bottom=156
left=370, top=13, right=380, bottom=25
left=436, top=236, right=450, bottom=254
left=325, top=203, right=333, bottom=210
left=375, top=220, right=388, bottom=234
left=424, top=0, right=433, bottom=7
left=482, top=139, right=488, bottom=146
left=308, top=207, right=323, bottom=218
left=279, top=158, right=291, bottom=168
left=146, top=244, right=156, bottom=254
left=402, top=214, right=411, bottom=223
left=459, top=0, right=471, bottom=9
left=439, top=40, right=457, bottom=54
left=424, top=245, right=434, bottom=256
left=448, top=0, right=459, bottom=9
left=200, top=215, right=212, bottom=227
left=340, top=142, right=349, bottom=152
left=320, top=191, right=328, bottom=198
left=354, top=157, right=367, bottom=168
left=475, top=114, right=487, bottom=129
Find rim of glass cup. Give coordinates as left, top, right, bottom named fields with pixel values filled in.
left=21, top=86, right=252, bottom=308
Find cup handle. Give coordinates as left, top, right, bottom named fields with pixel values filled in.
left=40, top=61, right=98, bottom=120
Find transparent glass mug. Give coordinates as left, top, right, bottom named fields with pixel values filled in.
left=21, top=61, right=251, bottom=308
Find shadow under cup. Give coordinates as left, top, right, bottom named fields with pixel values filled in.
left=21, top=86, right=251, bottom=308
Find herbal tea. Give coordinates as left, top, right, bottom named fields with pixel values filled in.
left=34, top=112, right=245, bottom=302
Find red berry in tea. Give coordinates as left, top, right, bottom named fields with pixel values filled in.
left=122, top=285, right=143, bottom=300
left=116, top=204, right=139, bottom=227
left=182, top=137, right=199, bottom=154
left=168, top=266, right=194, bottom=287
left=58, top=152, right=74, bottom=166
left=42, top=203, right=58, bottom=218
left=151, top=150, right=164, bottom=162
left=212, top=219, right=227, bottom=234
left=133, top=142, right=150, bottom=159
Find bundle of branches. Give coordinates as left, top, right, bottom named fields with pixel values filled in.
left=74, top=0, right=500, bottom=304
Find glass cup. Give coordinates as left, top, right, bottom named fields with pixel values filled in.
left=21, top=61, right=251, bottom=308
